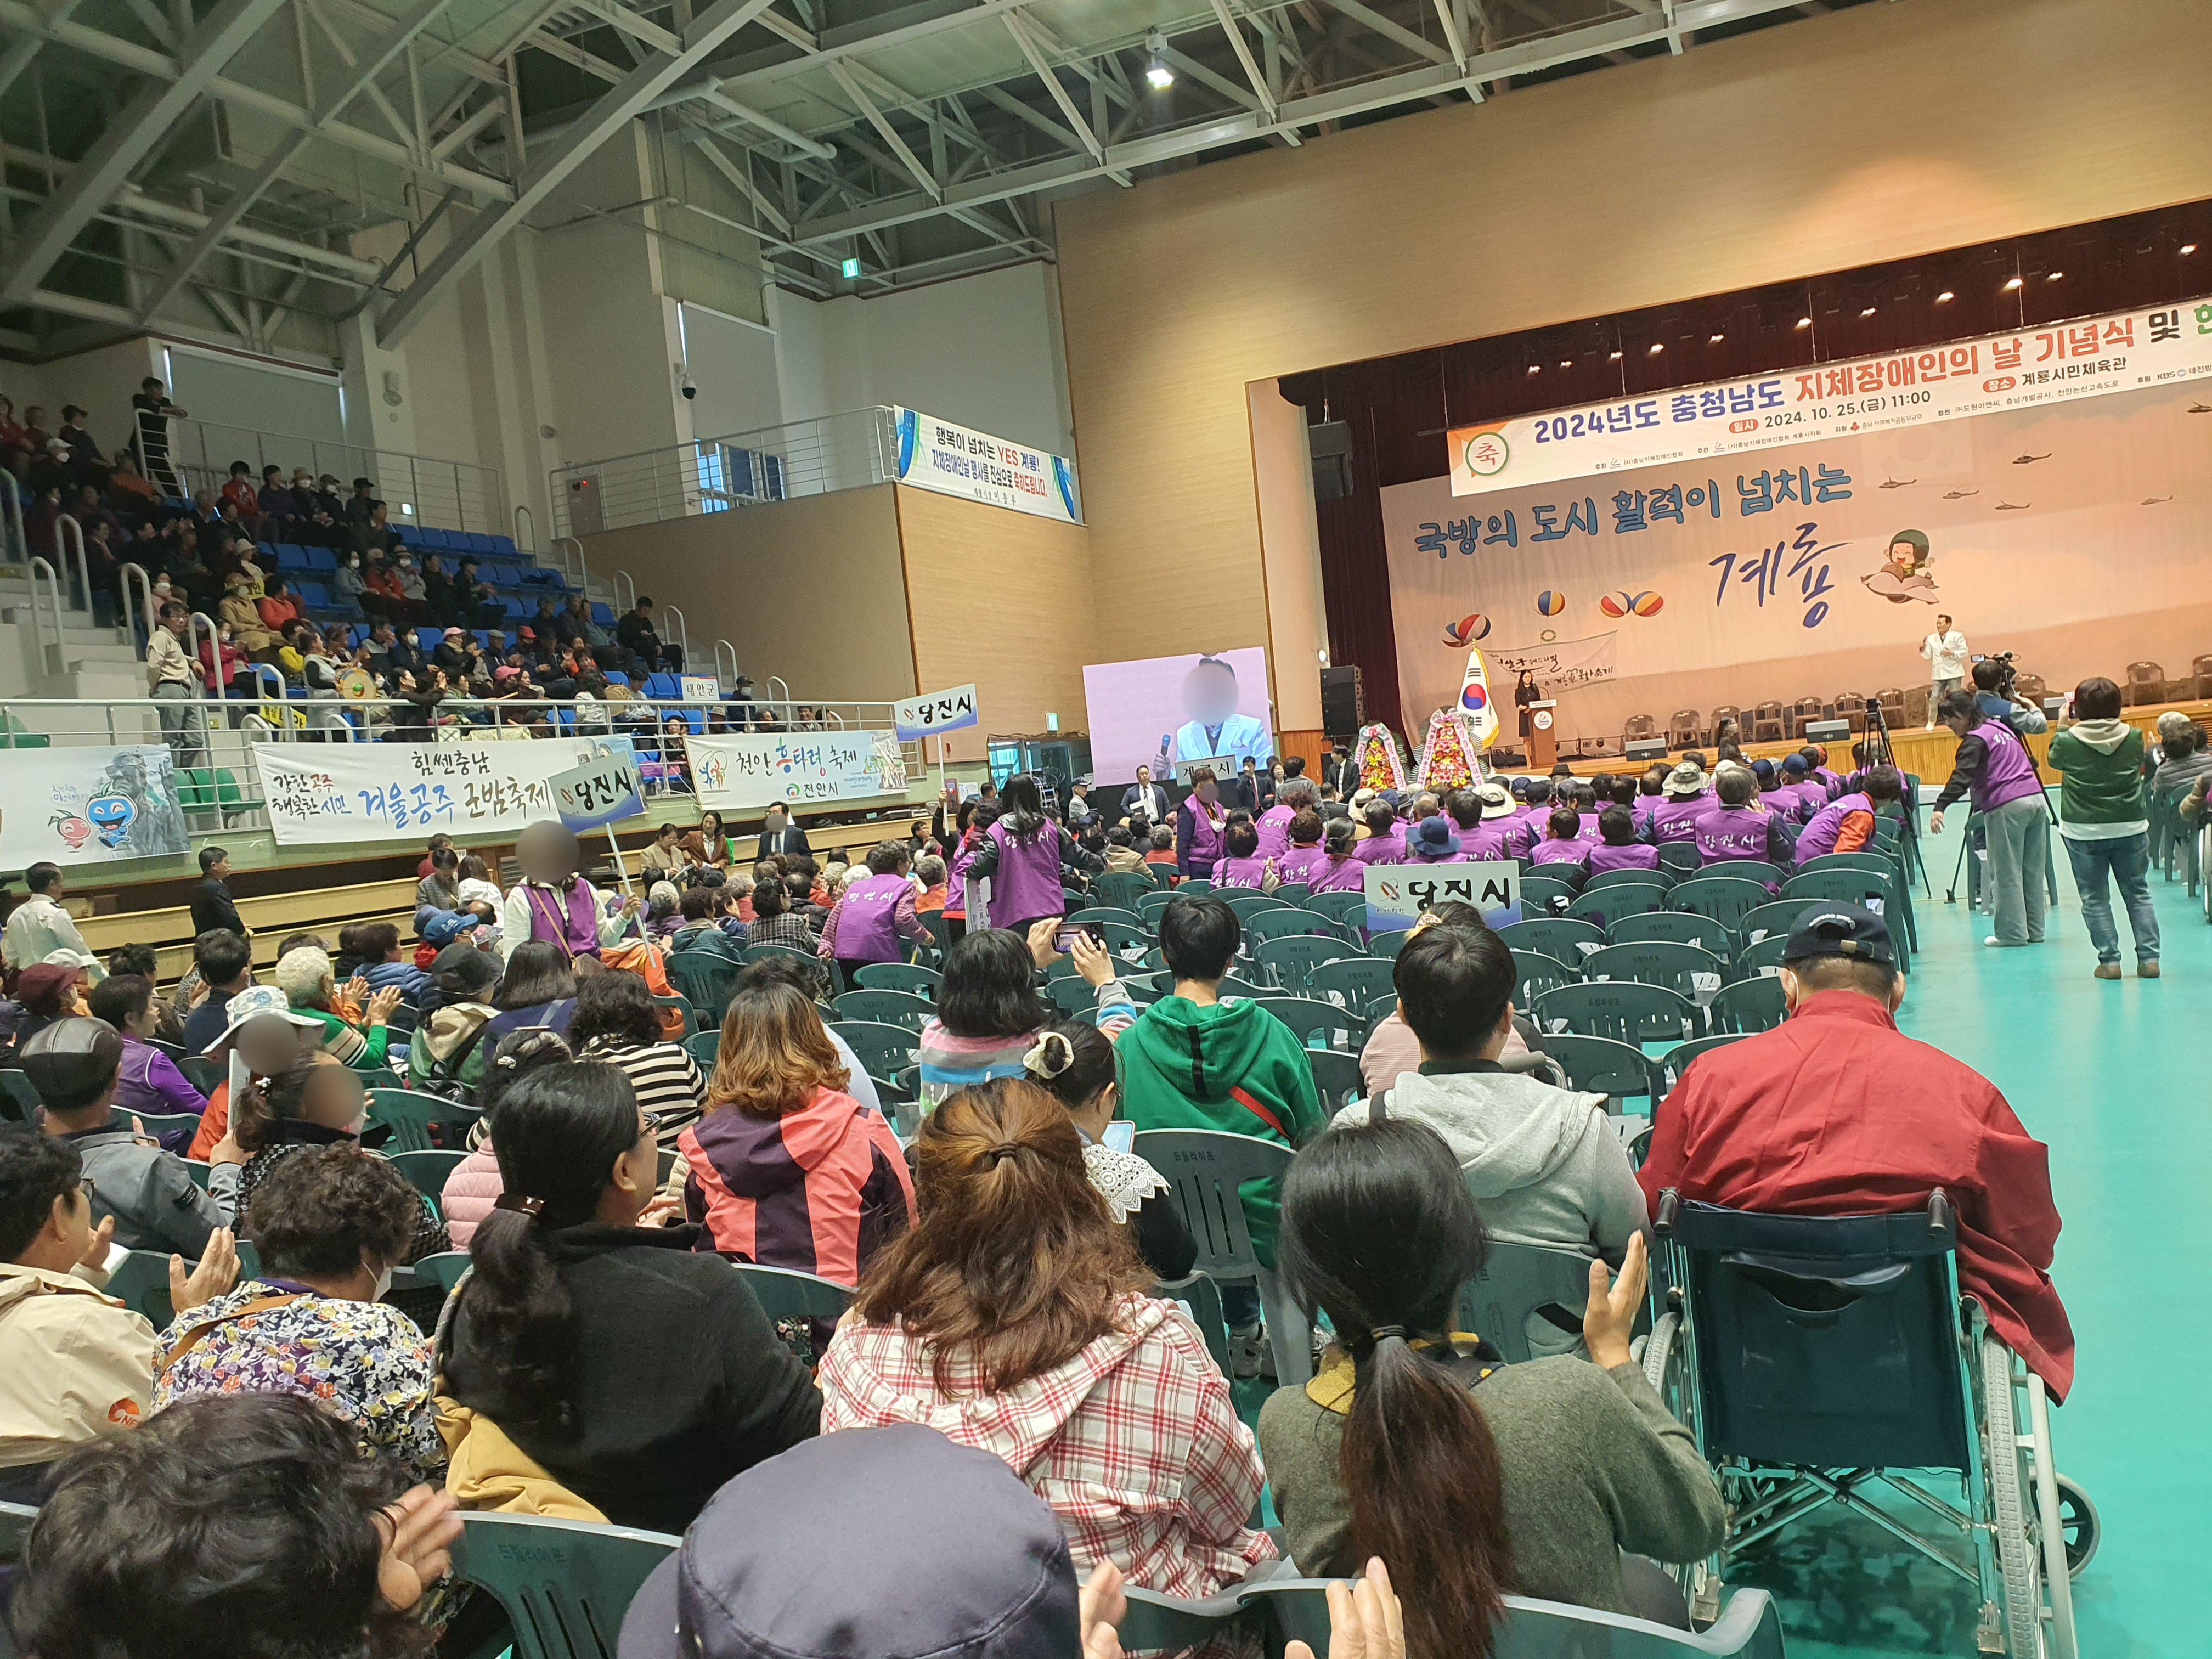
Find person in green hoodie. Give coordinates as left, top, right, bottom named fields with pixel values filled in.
left=1117, top=893, right=1325, bottom=1374
left=2045, top=675, right=2158, bottom=980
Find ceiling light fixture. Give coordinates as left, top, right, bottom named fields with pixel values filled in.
left=1936, top=290, right=1955, bottom=302
left=2003, top=276, right=2023, bottom=290
left=2182, top=243, right=2198, bottom=255
left=1708, top=332, right=1725, bottom=343
left=1647, top=342, right=1664, bottom=354
left=1860, top=306, right=1877, bottom=317
left=1607, top=349, right=1622, bottom=360
left=1144, top=31, right=1174, bottom=88
left=1559, top=359, right=1572, bottom=369
left=1526, top=364, right=1541, bottom=374
left=1795, top=317, right=1812, bottom=329
left=2045, top=270, right=2063, bottom=281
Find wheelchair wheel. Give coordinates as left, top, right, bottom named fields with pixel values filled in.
left=1641, top=1310, right=1678, bottom=1396
left=2052, top=1475, right=2099, bottom=1578
left=1978, top=1332, right=2054, bottom=1658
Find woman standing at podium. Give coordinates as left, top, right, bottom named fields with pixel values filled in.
left=1515, top=669, right=1541, bottom=740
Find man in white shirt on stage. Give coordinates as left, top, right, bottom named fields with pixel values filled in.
left=1921, top=614, right=1968, bottom=728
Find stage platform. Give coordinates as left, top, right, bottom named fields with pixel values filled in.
left=1490, top=698, right=2212, bottom=786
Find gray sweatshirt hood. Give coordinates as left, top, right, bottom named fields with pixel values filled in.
left=2067, top=716, right=2133, bottom=754
left=1380, top=1068, right=1610, bottom=1196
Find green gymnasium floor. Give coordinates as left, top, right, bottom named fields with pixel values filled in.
left=1723, top=808, right=2207, bottom=1657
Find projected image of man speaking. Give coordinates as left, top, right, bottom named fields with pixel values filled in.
left=1173, top=655, right=1275, bottom=771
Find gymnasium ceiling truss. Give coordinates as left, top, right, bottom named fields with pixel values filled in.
left=0, top=0, right=1858, bottom=361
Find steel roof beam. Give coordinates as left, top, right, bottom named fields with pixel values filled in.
left=375, top=0, right=781, bottom=347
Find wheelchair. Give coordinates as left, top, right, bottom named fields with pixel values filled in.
left=1645, top=1189, right=2092, bottom=1658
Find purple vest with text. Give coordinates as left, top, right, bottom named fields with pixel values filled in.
left=1311, top=854, right=1366, bottom=893
left=1792, top=791, right=1872, bottom=864
left=1529, top=837, right=1591, bottom=869
left=1972, top=720, right=2045, bottom=814
left=1459, top=822, right=1510, bottom=861
left=1276, top=844, right=1329, bottom=885
left=1256, top=804, right=1295, bottom=861
left=1651, top=795, right=1710, bottom=844
left=1352, top=828, right=1403, bottom=865
left=1182, top=801, right=1224, bottom=875
left=985, top=820, right=1065, bottom=925
left=1694, top=807, right=1770, bottom=866
left=523, top=880, right=601, bottom=959
left=1588, top=842, right=1661, bottom=873
left=1213, top=855, right=1269, bottom=889
left=837, top=872, right=910, bottom=962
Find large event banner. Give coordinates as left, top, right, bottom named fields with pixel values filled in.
left=1448, top=295, right=2212, bottom=497
left=688, top=730, right=909, bottom=810
left=1387, top=368, right=2212, bottom=740
left=0, top=747, right=190, bottom=867
left=255, top=736, right=645, bottom=847
left=892, top=407, right=1081, bottom=522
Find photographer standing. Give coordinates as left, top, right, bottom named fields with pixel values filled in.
left=1972, top=658, right=2047, bottom=735
left=1929, top=690, right=2049, bottom=949
left=1920, top=615, right=1967, bottom=727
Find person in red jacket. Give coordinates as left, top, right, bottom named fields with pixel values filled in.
left=1638, top=905, right=2074, bottom=1398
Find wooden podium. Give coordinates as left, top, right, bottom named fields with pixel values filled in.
left=1526, top=700, right=1558, bottom=771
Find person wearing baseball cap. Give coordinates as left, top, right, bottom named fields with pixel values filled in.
left=1636, top=902, right=2074, bottom=1403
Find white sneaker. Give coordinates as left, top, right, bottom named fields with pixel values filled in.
left=1984, top=936, right=2010, bottom=947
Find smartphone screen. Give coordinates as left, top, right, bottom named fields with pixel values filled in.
left=1102, top=1120, right=1136, bottom=1154
left=1055, top=921, right=1106, bottom=953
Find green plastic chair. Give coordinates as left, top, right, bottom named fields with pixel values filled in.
left=1799, top=849, right=1916, bottom=951
left=1255, top=995, right=1363, bottom=1052
left=1656, top=1033, right=1751, bottom=1104
left=0, top=1068, right=37, bottom=1123
left=1518, top=874, right=1578, bottom=914
left=1720, top=859, right=1785, bottom=888
left=1567, top=883, right=1667, bottom=932
left=1304, top=890, right=1368, bottom=929
left=1538, top=1032, right=1665, bottom=1110
left=738, top=1263, right=855, bottom=1321
left=1060, top=885, right=1090, bottom=913
left=851, top=962, right=941, bottom=998
left=1274, top=881, right=1311, bottom=902
left=1254, top=935, right=1343, bottom=997
left=1219, top=975, right=1269, bottom=1002
left=1244, top=909, right=1330, bottom=949
left=1782, top=872, right=1910, bottom=967
left=1092, top=918, right=1152, bottom=958
left=1147, top=862, right=1180, bottom=889
left=179, top=1055, right=224, bottom=1095
left=1241, top=1581, right=1786, bottom=1658
left=1739, top=898, right=1821, bottom=946
left=827, top=1020, right=918, bottom=1087
left=1581, top=940, right=1724, bottom=1005
left=663, top=951, right=740, bottom=1023
left=1730, top=934, right=1792, bottom=982
left=100, top=1250, right=183, bottom=1327
left=1217, top=890, right=1288, bottom=921
left=1306, top=1048, right=1365, bottom=1117
left=366, top=1090, right=482, bottom=1154
left=110, top=1108, right=200, bottom=1143
left=1657, top=840, right=1705, bottom=875
left=1497, top=916, right=1606, bottom=966
left=1511, top=949, right=1576, bottom=1011
left=740, top=941, right=815, bottom=968
left=450, top=1513, right=680, bottom=1659
left=1587, top=866, right=1675, bottom=891
left=1150, top=1271, right=1235, bottom=1378
left=1364, top=928, right=1411, bottom=959
left=1307, top=956, right=1396, bottom=1015
left=1078, top=906, right=1147, bottom=930
left=1136, top=889, right=1178, bottom=924
left=1178, top=877, right=1214, bottom=893
left=830, top=989, right=934, bottom=1031
left=1668, top=874, right=1771, bottom=934
left=1606, top=908, right=1733, bottom=956
left=411, top=1251, right=473, bottom=1294
left=1709, top=974, right=1788, bottom=1033
left=1092, top=870, right=1155, bottom=910
left=1044, top=975, right=1101, bottom=1017
left=1532, top=981, right=1699, bottom=1046
left=681, top=1029, right=721, bottom=1068
left=387, top=1148, right=467, bottom=1208
left=651, top=992, right=702, bottom=1037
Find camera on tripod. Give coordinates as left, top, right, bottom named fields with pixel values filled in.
left=1983, top=650, right=2018, bottom=697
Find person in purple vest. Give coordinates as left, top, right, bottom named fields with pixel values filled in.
left=1573, top=781, right=1604, bottom=844
left=1527, top=805, right=1591, bottom=871
left=1928, top=690, right=2050, bottom=947
left=1255, top=764, right=1311, bottom=859
left=1770, top=755, right=1822, bottom=820
left=1589, top=804, right=1661, bottom=872
left=496, top=821, right=640, bottom=964
left=1212, top=820, right=1272, bottom=889
left=1632, top=766, right=1668, bottom=833
left=1449, top=783, right=1513, bottom=861
left=1799, top=746, right=1845, bottom=798
left=1309, top=817, right=1368, bottom=893
left=1175, top=766, right=1229, bottom=880
left=1405, top=814, right=1465, bottom=865
left=965, top=774, right=1103, bottom=938
left=1650, top=761, right=1713, bottom=845
left=1792, top=766, right=1901, bottom=866
left=1499, top=780, right=1543, bottom=859
left=1352, top=799, right=1404, bottom=865
left=1275, top=809, right=1332, bottom=887
left=819, top=840, right=933, bottom=987
left=1692, top=769, right=1794, bottom=882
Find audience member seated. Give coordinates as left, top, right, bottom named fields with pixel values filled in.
left=1309, top=815, right=1368, bottom=891
left=1020, top=1020, right=1195, bottom=1281
left=670, top=885, right=725, bottom=952
left=1693, top=767, right=1794, bottom=874
left=407, top=939, right=502, bottom=1094
left=743, top=860, right=821, bottom=961
left=88, top=974, right=207, bottom=1121
left=155, top=1144, right=445, bottom=1482
left=1649, top=761, right=1711, bottom=844
left=1792, top=764, right=1903, bottom=865
left=617, top=594, right=681, bottom=671
left=1212, top=818, right=1272, bottom=888
left=273, top=945, right=401, bottom=1071
left=101, top=945, right=184, bottom=1045
left=1637, top=906, right=2074, bottom=1396
left=820, top=839, right=933, bottom=985
left=0, top=963, right=87, bottom=1062
left=482, top=940, right=582, bottom=1042
left=441, top=1026, right=577, bottom=1252
left=8, top=1394, right=461, bottom=1659
left=346, top=922, right=433, bottom=1003
left=679, top=976, right=912, bottom=1282
left=1261, top=1118, right=1722, bottom=1637
left=442, top=1058, right=821, bottom=1531
left=1589, top=805, right=1660, bottom=872
left=27, top=1017, right=240, bottom=1254
left=919, top=924, right=1132, bottom=1109
left=0, top=1127, right=236, bottom=1502
left=417, top=845, right=464, bottom=916
left=229, top=1054, right=448, bottom=1263
left=820, top=1080, right=1275, bottom=1597
left=186, top=984, right=323, bottom=1159
left=571, top=968, right=705, bottom=1146
left=1336, top=923, right=1642, bottom=1273
left=500, top=821, right=640, bottom=962
left=1528, top=805, right=1593, bottom=870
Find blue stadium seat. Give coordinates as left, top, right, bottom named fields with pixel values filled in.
left=466, top=532, right=495, bottom=554
left=644, top=673, right=681, bottom=698
left=295, top=580, right=329, bottom=610
left=489, top=534, right=517, bottom=557
left=472, top=630, right=493, bottom=648
left=415, top=627, right=443, bottom=651
left=305, top=546, right=337, bottom=572
left=349, top=623, right=372, bottom=645
left=393, top=523, right=422, bottom=546
left=500, top=596, right=527, bottom=618
left=274, top=544, right=312, bottom=571
left=604, top=671, right=629, bottom=687
left=420, top=527, right=452, bottom=549
left=590, top=602, right=614, bottom=625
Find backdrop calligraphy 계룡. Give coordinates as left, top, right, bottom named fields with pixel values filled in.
left=1385, top=376, right=2212, bottom=740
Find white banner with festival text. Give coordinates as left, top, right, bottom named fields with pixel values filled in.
left=0, top=747, right=191, bottom=868
left=892, top=407, right=1081, bottom=522
left=687, top=731, right=909, bottom=810
left=1448, top=295, right=2212, bottom=498
left=255, top=736, right=645, bottom=847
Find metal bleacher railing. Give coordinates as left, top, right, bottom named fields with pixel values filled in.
left=550, top=407, right=899, bottom=539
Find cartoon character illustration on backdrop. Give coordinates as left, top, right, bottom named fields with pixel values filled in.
left=84, top=797, right=136, bottom=849
left=1861, top=529, right=1939, bottom=603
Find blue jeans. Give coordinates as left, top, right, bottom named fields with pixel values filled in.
left=2062, top=832, right=2159, bottom=965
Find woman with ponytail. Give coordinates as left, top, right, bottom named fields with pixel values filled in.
left=819, top=1078, right=1273, bottom=1600
left=1260, top=1119, right=1722, bottom=1645
left=442, top=1058, right=821, bottom=1532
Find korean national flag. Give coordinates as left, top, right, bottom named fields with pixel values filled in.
left=1457, top=649, right=1500, bottom=751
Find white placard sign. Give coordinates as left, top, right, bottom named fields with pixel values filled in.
left=549, top=751, right=645, bottom=832
left=1362, top=861, right=1522, bottom=933
left=687, top=730, right=909, bottom=809
left=680, top=675, right=720, bottom=703
left=1173, top=755, right=1235, bottom=786
left=891, top=407, right=1081, bottom=521
left=895, top=683, right=979, bottom=741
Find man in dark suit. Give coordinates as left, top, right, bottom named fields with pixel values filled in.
left=1121, top=766, right=1169, bottom=824
left=188, top=846, right=245, bottom=936
left=1321, top=744, right=1356, bottom=796
left=753, top=802, right=811, bottom=860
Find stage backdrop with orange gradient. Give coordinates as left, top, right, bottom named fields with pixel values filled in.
left=1384, top=303, right=2212, bottom=741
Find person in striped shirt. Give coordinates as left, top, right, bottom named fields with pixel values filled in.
left=568, top=970, right=705, bottom=1148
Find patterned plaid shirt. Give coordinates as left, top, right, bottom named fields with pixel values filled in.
left=819, top=1294, right=1273, bottom=1598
